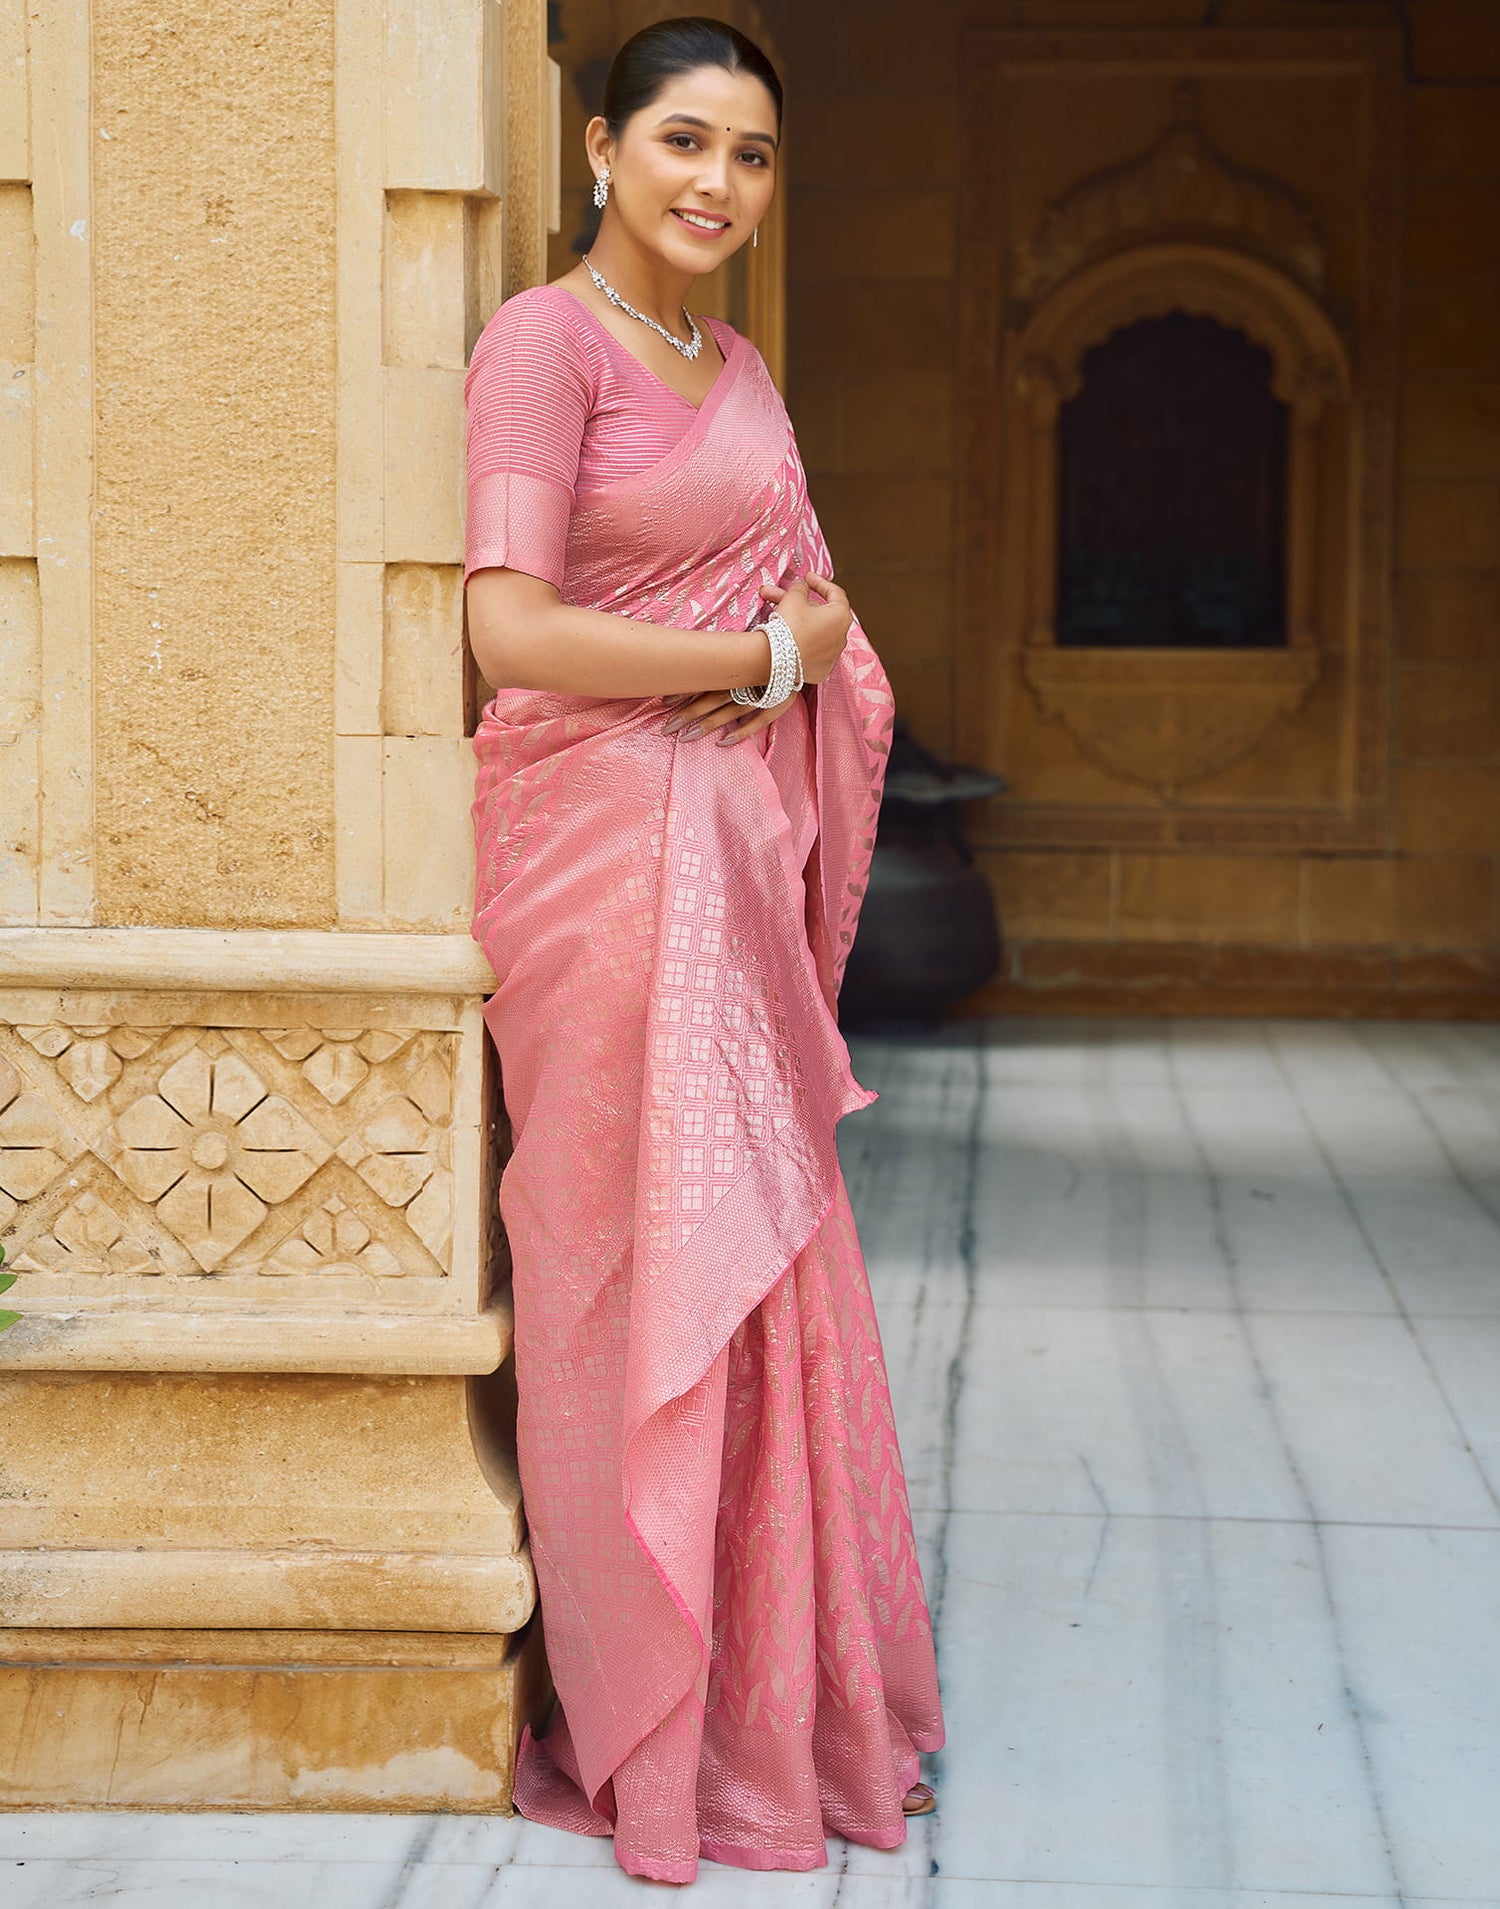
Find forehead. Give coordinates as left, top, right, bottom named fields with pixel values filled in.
left=642, top=64, right=778, bottom=135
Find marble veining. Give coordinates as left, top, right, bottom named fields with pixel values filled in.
left=5, top=1020, right=1499, bottom=1906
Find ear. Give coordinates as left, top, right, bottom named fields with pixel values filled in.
left=583, top=115, right=613, bottom=170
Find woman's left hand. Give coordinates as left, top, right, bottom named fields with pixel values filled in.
left=660, top=586, right=803, bottom=747
left=660, top=684, right=797, bottom=746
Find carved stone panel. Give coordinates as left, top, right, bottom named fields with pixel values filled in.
left=0, top=997, right=473, bottom=1310
left=958, top=30, right=1401, bottom=852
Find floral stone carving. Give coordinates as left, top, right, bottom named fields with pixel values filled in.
left=0, top=1054, right=88, bottom=1226
left=0, top=1014, right=460, bottom=1285
left=101, top=1038, right=331, bottom=1272
left=12, top=1024, right=167, bottom=1104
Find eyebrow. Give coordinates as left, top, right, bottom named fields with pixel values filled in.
left=654, top=111, right=778, bottom=151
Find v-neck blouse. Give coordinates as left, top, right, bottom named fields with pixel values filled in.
left=463, top=283, right=739, bottom=591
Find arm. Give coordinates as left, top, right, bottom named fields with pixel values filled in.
left=465, top=567, right=772, bottom=698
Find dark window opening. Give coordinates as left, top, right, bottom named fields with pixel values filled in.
left=1056, top=312, right=1289, bottom=649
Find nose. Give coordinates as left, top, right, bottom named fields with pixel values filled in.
left=693, top=151, right=734, bottom=200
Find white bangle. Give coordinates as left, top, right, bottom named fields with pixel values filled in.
left=730, top=609, right=805, bottom=709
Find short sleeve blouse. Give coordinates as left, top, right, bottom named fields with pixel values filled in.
left=463, top=284, right=737, bottom=590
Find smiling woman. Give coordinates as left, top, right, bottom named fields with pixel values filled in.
left=461, top=15, right=944, bottom=1886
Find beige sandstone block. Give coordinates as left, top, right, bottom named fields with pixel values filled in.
left=382, top=737, right=477, bottom=930
left=385, top=189, right=470, bottom=369
left=0, top=0, right=26, bottom=182
left=0, top=928, right=495, bottom=993
left=0, top=358, right=31, bottom=559
left=336, top=735, right=386, bottom=924
left=1396, top=765, right=1500, bottom=854
left=0, top=1369, right=522, bottom=1553
left=334, top=0, right=383, bottom=565
left=503, top=0, right=549, bottom=294
left=91, top=0, right=338, bottom=929
left=0, top=729, right=39, bottom=921
left=1298, top=858, right=1487, bottom=951
left=0, top=1302, right=512, bottom=1375
left=336, top=561, right=385, bottom=738
left=384, top=563, right=466, bottom=738
left=0, top=184, right=34, bottom=559
left=1397, top=664, right=1498, bottom=760
left=29, top=0, right=94, bottom=925
left=0, top=184, right=33, bottom=355
left=1304, top=858, right=1395, bottom=948
left=1117, top=855, right=1302, bottom=947
left=466, top=192, right=507, bottom=339
left=1396, top=571, right=1500, bottom=662
left=1392, top=856, right=1495, bottom=949
left=982, top=850, right=1113, bottom=942
left=0, top=1546, right=534, bottom=1632
left=28, top=0, right=92, bottom=927
left=385, top=366, right=467, bottom=563
left=385, top=0, right=506, bottom=194
left=0, top=1625, right=550, bottom=1811
left=0, top=557, right=40, bottom=921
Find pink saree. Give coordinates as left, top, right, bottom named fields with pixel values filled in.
left=467, top=297, right=944, bottom=1882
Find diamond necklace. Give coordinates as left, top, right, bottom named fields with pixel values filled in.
left=581, top=253, right=703, bottom=361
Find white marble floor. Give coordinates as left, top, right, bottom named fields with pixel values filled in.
left=7, top=1019, right=1500, bottom=1907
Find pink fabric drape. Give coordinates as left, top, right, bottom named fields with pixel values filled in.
left=467, top=298, right=944, bottom=1882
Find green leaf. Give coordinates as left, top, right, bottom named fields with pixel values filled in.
left=0, top=1271, right=16, bottom=1296
left=0, top=1311, right=21, bottom=1332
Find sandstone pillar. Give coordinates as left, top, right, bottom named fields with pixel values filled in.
left=0, top=0, right=557, bottom=1810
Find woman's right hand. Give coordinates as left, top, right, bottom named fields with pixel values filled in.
left=763, top=574, right=852, bottom=685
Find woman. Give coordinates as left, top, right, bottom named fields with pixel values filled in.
left=462, top=17, right=944, bottom=1884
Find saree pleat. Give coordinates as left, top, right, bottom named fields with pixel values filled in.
left=467, top=299, right=943, bottom=1879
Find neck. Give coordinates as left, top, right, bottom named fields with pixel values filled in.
left=586, top=223, right=697, bottom=330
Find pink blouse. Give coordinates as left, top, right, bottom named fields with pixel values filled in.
left=462, top=283, right=817, bottom=878
left=463, top=283, right=739, bottom=591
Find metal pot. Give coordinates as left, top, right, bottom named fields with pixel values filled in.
left=839, top=724, right=1006, bottom=1028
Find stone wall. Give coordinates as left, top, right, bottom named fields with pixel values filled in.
left=765, top=0, right=1500, bottom=1016
left=0, top=0, right=555, bottom=1811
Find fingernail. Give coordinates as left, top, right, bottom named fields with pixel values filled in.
left=663, top=717, right=682, bottom=733
left=716, top=731, right=740, bottom=746
left=680, top=722, right=701, bottom=740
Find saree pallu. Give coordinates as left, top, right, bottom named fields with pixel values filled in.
left=469, top=331, right=944, bottom=1881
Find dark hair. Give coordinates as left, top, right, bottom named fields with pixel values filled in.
left=602, top=15, right=783, bottom=138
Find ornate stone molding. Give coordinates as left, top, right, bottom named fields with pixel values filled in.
left=1022, top=648, right=1323, bottom=799
left=0, top=932, right=504, bottom=1373
left=1012, top=86, right=1325, bottom=311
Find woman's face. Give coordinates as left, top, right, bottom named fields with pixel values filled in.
left=604, top=64, right=779, bottom=273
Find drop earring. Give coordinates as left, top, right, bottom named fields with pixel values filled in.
left=752, top=224, right=760, bottom=249
left=592, top=166, right=611, bottom=210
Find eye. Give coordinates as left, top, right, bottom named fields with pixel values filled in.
left=738, top=150, right=769, bottom=167
left=666, top=133, right=699, bottom=151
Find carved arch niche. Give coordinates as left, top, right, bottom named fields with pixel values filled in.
left=958, top=34, right=1401, bottom=849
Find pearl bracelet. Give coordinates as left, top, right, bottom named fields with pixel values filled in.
left=729, top=609, right=805, bottom=710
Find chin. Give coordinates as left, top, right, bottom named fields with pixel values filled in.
left=658, top=222, right=735, bottom=268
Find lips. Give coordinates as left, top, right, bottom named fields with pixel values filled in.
left=671, top=208, right=730, bottom=236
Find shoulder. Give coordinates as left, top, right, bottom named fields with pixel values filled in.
left=700, top=313, right=744, bottom=362
left=465, top=284, right=604, bottom=401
